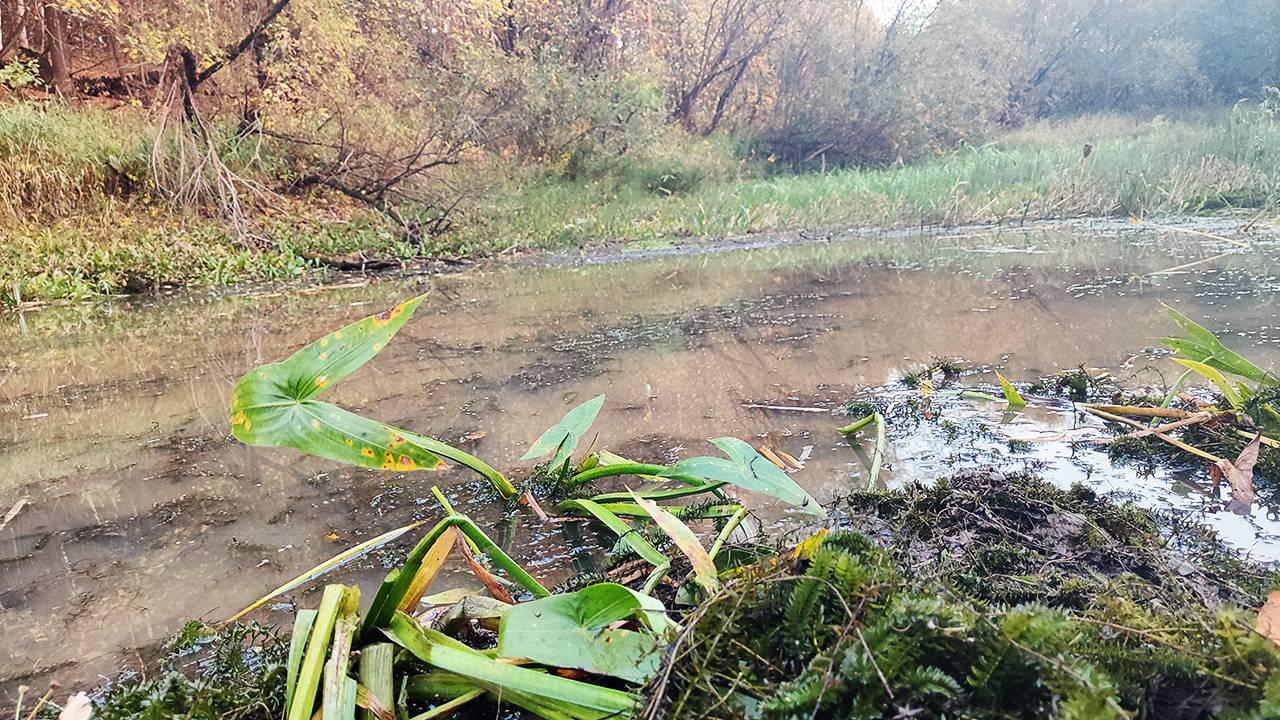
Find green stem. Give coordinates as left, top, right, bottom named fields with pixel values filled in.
left=416, top=438, right=517, bottom=498
left=837, top=414, right=875, bottom=435
left=569, top=462, right=708, bottom=488
left=708, top=507, right=748, bottom=562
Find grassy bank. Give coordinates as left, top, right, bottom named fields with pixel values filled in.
left=3, top=103, right=1279, bottom=305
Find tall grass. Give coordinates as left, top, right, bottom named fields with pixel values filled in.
left=3, top=101, right=1278, bottom=303
left=455, top=110, right=1280, bottom=253
left=0, top=102, right=154, bottom=221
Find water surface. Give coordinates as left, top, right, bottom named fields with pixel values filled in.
left=3, top=218, right=1279, bottom=702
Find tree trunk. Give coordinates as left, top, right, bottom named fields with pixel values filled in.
left=41, top=1, right=71, bottom=94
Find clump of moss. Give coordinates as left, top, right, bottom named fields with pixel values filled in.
left=68, top=622, right=287, bottom=720
left=899, top=357, right=964, bottom=389
left=644, top=470, right=1280, bottom=720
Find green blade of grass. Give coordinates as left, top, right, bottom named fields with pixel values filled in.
left=358, top=644, right=395, bottom=720
left=287, top=584, right=346, bottom=720
left=323, top=585, right=361, bottom=720
left=227, top=520, right=424, bottom=623
left=286, top=609, right=318, bottom=709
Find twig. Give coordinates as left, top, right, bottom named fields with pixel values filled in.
left=1085, top=407, right=1222, bottom=463
left=1090, top=411, right=1219, bottom=445
left=742, top=403, right=830, bottom=413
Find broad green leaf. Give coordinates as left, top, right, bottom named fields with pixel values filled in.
left=1171, top=358, right=1244, bottom=408
left=996, top=372, right=1026, bottom=408
left=230, top=295, right=516, bottom=497
left=385, top=612, right=635, bottom=718
left=521, top=394, right=605, bottom=469
left=631, top=494, right=719, bottom=594
left=497, top=583, right=671, bottom=684
left=665, top=437, right=825, bottom=516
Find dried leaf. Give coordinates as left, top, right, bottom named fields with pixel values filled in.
left=0, top=496, right=29, bottom=531
left=1257, top=591, right=1280, bottom=646
left=1218, top=433, right=1262, bottom=514
left=631, top=493, right=719, bottom=593
left=59, top=692, right=93, bottom=720
left=453, top=528, right=515, bottom=604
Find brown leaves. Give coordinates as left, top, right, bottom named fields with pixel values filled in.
left=1257, top=591, right=1280, bottom=647
left=1213, top=433, right=1262, bottom=514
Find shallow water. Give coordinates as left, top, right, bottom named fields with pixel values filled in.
left=3, top=218, right=1280, bottom=702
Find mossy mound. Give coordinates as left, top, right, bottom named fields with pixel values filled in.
left=644, top=470, right=1280, bottom=720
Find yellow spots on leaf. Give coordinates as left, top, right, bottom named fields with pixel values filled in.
left=372, top=342, right=383, bottom=352
left=258, top=372, right=267, bottom=380
left=391, top=435, right=405, bottom=446
left=310, top=418, right=321, bottom=430
left=334, top=331, right=344, bottom=340
left=315, top=375, right=329, bottom=388
left=361, top=447, right=375, bottom=458
left=232, top=411, right=246, bottom=426
left=320, top=337, right=329, bottom=348
left=398, top=455, right=415, bottom=470
left=345, top=438, right=354, bottom=446
left=318, top=352, right=329, bottom=361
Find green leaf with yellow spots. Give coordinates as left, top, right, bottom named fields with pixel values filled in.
left=230, top=295, right=517, bottom=497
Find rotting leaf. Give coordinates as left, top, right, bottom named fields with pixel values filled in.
left=497, top=583, right=671, bottom=684
left=632, top=494, right=719, bottom=593
left=1214, top=432, right=1262, bottom=514
left=521, top=394, right=606, bottom=470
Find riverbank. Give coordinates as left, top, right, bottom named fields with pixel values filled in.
left=3, top=103, right=1279, bottom=306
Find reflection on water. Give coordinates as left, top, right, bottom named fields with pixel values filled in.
left=2, top=218, right=1279, bottom=701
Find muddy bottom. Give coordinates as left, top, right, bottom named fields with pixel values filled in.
left=3, top=217, right=1280, bottom=703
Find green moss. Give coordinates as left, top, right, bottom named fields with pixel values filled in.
left=648, top=470, right=1280, bottom=719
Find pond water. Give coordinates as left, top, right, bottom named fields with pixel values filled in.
left=3, top=218, right=1280, bottom=703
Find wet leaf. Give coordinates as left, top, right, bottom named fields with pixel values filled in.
left=1171, top=358, right=1244, bottom=408
left=1162, top=305, right=1274, bottom=385
left=230, top=295, right=515, bottom=497
left=665, top=437, right=825, bottom=516
left=996, top=372, right=1026, bottom=408
left=631, top=494, right=719, bottom=593
left=0, top=496, right=28, bottom=531
left=521, top=394, right=606, bottom=470
left=386, top=612, right=635, bottom=718
left=497, top=583, right=671, bottom=684
left=453, top=527, right=515, bottom=604
left=1257, top=591, right=1280, bottom=647
left=1215, top=433, right=1261, bottom=514
left=58, top=693, right=92, bottom=720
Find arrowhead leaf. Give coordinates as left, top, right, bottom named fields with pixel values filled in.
left=497, top=583, right=670, bottom=684
left=229, top=295, right=515, bottom=496
left=665, top=437, right=825, bottom=516
left=521, top=394, right=606, bottom=469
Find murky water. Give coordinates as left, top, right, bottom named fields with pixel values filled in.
left=3, top=219, right=1279, bottom=702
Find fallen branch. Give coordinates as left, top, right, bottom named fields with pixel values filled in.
left=1082, top=404, right=1194, bottom=420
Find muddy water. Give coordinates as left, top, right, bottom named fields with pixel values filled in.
left=3, top=219, right=1280, bottom=701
